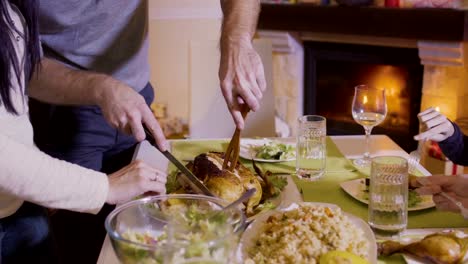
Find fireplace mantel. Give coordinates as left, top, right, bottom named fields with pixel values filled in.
left=258, top=4, right=468, bottom=42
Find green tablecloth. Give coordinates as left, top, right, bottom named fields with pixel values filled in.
left=170, top=138, right=468, bottom=264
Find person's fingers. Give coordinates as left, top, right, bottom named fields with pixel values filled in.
left=239, top=56, right=262, bottom=101
left=141, top=106, right=169, bottom=151
left=415, top=185, right=442, bottom=195
left=409, top=178, right=421, bottom=188
left=231, top=108, right=245, bottom=130
left=414, top=124, right=450, bottom=142
left=417, top=107, right=437, bottom=118
left=146, top=123, right=168, bottom=152
left=117, top=114, right=128, bottom=131
left=220, top=80, right=245, bottom=129
left=221, top=80, right=235, bottom=110
left=424, top=115, right=449, bottom=130
left=220, top=79, right=234, bottom=104
left=410, top=176, right=429, bottom=188
left=413, top=133, right=425, bottom=141
left=154, top=173, right=167, bottom=184
left=132, top=160, right=167, bottom=183
left=254, top=56, right=267, bottom=92
left=434, top=200, right=458, bottom=212
left=144, top=181, right=166, bottom=194
left=235, top=77, right=260, bottom=112
left=414, top=131, right=441, bottom=141
left=418, top=108, right=440, bottom=123
left=433, top=194, right=460, bottom=212
left=144, top=170, right=167, bottom=184
left=418, top=175, right=454, bottom=186
left=156, top=171, right=167, bottom=183
left=246, top=72, right=262, bottom=100
left=128, top=110, right=145, bottom=142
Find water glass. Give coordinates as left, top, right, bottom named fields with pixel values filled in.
left=368, top=156, right=408, bottom=238
left=296, top=115, right=327, bottom=180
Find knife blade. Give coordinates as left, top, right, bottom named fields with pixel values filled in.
left=142, top=125, right=215, bottom=197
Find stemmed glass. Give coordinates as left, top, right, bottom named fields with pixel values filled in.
left=351, top=85, right=387, bottom=167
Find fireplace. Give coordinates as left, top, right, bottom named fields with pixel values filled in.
left=303, top=42, right=424, bottom=152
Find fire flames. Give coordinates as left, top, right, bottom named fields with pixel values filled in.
left=363, top=65, right=409, bottom=128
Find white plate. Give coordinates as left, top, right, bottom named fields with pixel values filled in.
left=340, top=178, right=435, bottom=211
left=238, top=202, right=377, bottom=264
left=239, top=139, right=295, bottom=163
left=397, top=228, right=468, bottom=264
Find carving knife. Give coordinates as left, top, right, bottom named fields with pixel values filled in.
left=143, top=125, right=215, bottom=197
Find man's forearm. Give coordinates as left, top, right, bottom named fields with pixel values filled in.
left=220, top=0, right=260, bottom=45
left=28, top=58, right=116, bottom=106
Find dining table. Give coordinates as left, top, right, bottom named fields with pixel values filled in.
left=97, top=135, right=468, bottom=264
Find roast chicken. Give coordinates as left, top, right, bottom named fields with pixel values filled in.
left=378, top=232, right=468, bottom=264
left=178, top=152, right=263, bottom=215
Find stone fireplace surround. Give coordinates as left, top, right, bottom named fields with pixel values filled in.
left=257, top=5, right=468, bottom=147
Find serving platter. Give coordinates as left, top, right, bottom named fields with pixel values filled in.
left=340, top=178, right=435, bottom=211
left=239, top=202, right=377, bottom=264
left=239, top=138, right=295, bottom=163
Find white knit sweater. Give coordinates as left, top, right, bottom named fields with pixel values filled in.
left=0, top=1, right=108, bottom=218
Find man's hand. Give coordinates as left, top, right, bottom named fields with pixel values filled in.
left=28, top=58, right=168, bottom=151
left=414, top=175, right=468, bottom=213
left=219, top=0, right=265, bottom=130
left=98, top=79, right=168, bottom=151
left=219, top=35, right=266, bottom=130
left=414, top=107, right=455, bottom=142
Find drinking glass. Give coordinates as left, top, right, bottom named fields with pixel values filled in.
left=296, top=115, right=327, bottom=180
left=368, top=156, right=408, bottom=238
left=352, top=85, right=387, bottom=167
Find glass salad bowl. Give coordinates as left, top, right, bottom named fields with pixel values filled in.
left=105, top=194, right=246, bottom=264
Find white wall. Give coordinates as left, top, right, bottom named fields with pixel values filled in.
left=148, top=0, right=223, bottom=120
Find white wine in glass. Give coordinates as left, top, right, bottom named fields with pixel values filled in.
left=351, top=85, right=387, bottom=167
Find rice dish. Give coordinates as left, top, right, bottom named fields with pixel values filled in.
left=247, top=204, right=369, bottom=264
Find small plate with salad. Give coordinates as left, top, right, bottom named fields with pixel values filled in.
left=240, top=139, right=295, bottom=163
left=340, top=178, right=435, bottom=211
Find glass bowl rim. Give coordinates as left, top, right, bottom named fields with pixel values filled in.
left=104, top=193, right=246, bottom=250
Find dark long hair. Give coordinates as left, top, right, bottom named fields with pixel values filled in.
left=0, top=0, right=40, bottom=114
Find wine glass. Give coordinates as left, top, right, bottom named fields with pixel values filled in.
left=351, top=85, right=387, bottom=167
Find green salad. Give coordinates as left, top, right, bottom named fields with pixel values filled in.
left=253, top=141, right=295, bottom=160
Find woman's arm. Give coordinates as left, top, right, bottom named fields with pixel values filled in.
left=0, top=133, right=108, bottom=213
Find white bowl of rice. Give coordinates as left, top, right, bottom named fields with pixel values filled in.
left=239, top=202, right=376, bottom=264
